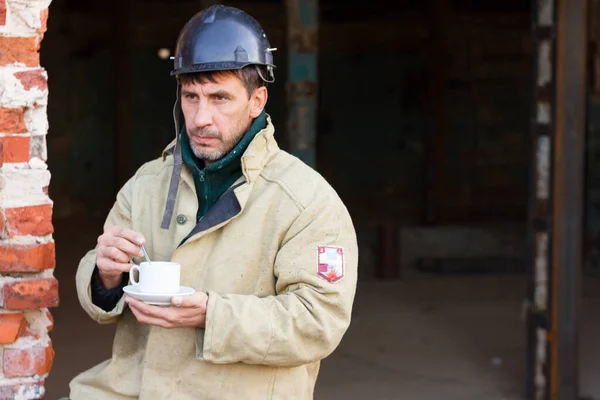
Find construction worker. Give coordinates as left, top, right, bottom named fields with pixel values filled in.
left=67, top=4, right=358, bottom=400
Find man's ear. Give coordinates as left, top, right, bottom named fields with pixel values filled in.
left=249, top=86, right=268, bottom=118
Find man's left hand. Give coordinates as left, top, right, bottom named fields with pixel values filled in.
left=125, top=292, right=208, bottom=329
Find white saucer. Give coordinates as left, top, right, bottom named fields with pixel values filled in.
left=123, top=285, right=195, bottom=306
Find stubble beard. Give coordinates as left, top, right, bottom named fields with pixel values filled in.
left=188, top=127, right=241, bottom=162
left=187, top=118, right=252, bottom=162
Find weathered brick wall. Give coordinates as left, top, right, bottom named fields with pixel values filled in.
left=0, top=1, right=56, bottom=399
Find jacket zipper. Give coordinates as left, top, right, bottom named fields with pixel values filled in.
left=199, top=168, right=210, bottom=220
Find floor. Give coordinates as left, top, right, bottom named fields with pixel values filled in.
left=44, top=217, right=600, bottom=400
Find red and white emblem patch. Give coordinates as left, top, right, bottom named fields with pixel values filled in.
left=317, top=245, right=345, bottom=283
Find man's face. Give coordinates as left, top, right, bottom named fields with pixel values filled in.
left=180, top=73, right=266, bottom=164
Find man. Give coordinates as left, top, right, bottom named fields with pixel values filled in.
left=68, top=4, right=358, bottom=400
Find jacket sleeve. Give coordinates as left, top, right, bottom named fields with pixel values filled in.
left=75, top=172, right=137, bottom=324
left=90, top=266, right=130, bottom=312
left=199, top=191, right=359, bottom=367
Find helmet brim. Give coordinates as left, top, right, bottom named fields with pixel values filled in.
left=171, top=61, right=276, bottom=76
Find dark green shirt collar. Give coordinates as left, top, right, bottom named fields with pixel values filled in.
left=180, top=109, right=267, bottom=219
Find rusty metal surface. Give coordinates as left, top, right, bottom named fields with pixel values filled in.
left=551, top=0, right=586, bottom=398
left=286, top=0, right=318, bottom=167
left=527, top=0, right=586, bottom=399
left=286, top=0, right=318, bottom=51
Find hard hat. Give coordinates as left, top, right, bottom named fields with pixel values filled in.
left=172, top=4, right=276, bottom=81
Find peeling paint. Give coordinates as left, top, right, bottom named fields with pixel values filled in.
left=0, top=67, right=48, bottom=108
left=24, top=308, right=53, bottom=337
left=0, top=233, right=54, bottom=246
left=286, top=0, right=318, bottom=167
left=538, top=0, right=554, bottom=26
left=29, top=135, right=46, bottom=160
left=0, top=167, right=50, bottom=207
left=25, top=105, right=48, bottom=136
left=286, top=0, right=318, bottom=52
left=0, top=0, right=51, bottom=37
left=289, top=51, right=317, bottom=82
left=14, top=384, right=45, bottom=400
left=5, top=330, right=49, bottom=349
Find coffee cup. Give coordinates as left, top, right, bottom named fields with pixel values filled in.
left=129, top=261, right=180, bottom=294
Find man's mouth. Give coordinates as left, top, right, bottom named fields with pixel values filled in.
left=192, top=135, right=218, bottom=144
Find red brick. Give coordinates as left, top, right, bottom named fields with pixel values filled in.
left=0, top=136, right=30, bottom=163
left=0, top=36, right=40, bottom=67
left=45, top=310, right=53, bottom=332
left=0, top=0, right=6, bottom=26
left=37, top=8, right=49, bottom=34
left=5, top=204, right=54, bottom=237
left=0, top=107, right=27, bottom=134
left=0, top=242, right=55, bottom=273
left=14, top=69, right=47, bottom=91
left=3, top=343, right=54, bottom=377
left=0, top=381, right=44, bottom=399
left=0, top=313, right=27, bottom=344
left=3, top=277, right=59, bottom=309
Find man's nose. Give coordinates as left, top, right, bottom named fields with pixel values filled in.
left=193, top=101, right=212, bottom=128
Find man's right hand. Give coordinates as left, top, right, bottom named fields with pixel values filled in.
left=96, top=226, right=145, bottom=289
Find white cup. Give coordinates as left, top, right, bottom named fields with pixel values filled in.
left=129, top=261, right=180, bottom=294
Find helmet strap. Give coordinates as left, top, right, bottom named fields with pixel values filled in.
left=255, top=65, right=275, bottom=84
left=161, top=82, right=184, bottom=230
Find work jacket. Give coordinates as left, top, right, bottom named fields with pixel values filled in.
left=69, top=115, right=359, bottom=400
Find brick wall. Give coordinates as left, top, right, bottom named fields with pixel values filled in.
left=0, top=1, right=56, bottom=399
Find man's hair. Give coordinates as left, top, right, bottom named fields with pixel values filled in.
left=178, top=65, right=268, bottom=98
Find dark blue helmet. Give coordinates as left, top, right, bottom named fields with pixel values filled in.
left=171, top=4, right=276, bottom=82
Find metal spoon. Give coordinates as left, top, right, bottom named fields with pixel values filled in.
left=140, top=244, right=153, bottom=266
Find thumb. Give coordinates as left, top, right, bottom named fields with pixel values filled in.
left=171, top=293, right=199, bottom=307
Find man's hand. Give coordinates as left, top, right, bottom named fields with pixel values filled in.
left=96, top=226, right=145, bottom=289
left=124, top=292, right=208, bottom=329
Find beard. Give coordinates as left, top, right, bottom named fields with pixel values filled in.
left=188, top=125, right=245, bottom=162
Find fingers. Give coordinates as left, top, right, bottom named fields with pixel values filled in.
left=126, top=296, right=177, bottom=329
left=96, top=256, right=132, bottom=275
left=98, top=226, right=145, bottom=259
left=171, top=292, right=207, bottom=308
left=127, top=296, right=167, bottom=318
left=97, top=244, right=130, bottom=263
left=104, top=226, right=145, bottom=246
left=96, top=226, right=146, bottom=277
left=103, top=236, right=143, bottom=259
left=128, top=300, right=173, bottom=329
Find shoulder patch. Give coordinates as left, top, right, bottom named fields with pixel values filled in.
left=317, top=245, right=345, bottom=283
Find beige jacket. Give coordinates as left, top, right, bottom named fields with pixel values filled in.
left=69, top=116, right=359, bottom=400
